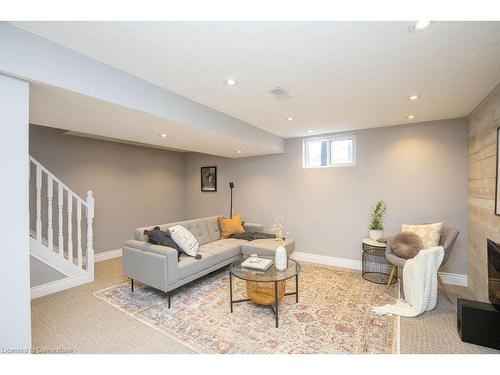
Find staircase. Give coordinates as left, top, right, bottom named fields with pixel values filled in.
left=29, top=156, right=95, bottom=298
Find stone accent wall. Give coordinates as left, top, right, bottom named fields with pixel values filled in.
left=468, top=82, right=500, bottom=302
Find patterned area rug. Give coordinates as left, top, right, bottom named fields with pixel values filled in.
left=94, top=263, right=397, bottom=354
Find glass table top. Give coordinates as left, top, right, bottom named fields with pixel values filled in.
left=229, top=256, right=301, bottom=282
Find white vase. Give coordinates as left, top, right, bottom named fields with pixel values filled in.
left=275, top=245, right=288, bottom=271
left=369, top=229, right=383, bottom=241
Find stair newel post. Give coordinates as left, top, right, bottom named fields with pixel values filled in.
left=86, top=190, right=95, bottom=280
left=67, top=191, right=73, bottom=262
left=58, top=184, right=64, bottom=256
left=36, top=165, right=42, bottom=243
left=77, top=201, right=82, bottom=268
left=47, top=176, right=53, bottom=252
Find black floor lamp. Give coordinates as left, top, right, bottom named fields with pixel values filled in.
left=229, top=182, right=235, bottom=218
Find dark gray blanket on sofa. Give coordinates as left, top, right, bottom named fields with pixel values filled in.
left=229, top=232, right=276, bottom=241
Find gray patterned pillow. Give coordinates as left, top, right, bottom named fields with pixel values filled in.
left=144, top=226, right=182, bottom=261
left=391, top=231, right=424, bottom=259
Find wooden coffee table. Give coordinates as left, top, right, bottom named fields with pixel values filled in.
left=228, top=256, right=301, bottom=328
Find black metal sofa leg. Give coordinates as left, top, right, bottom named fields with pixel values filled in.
left=131, top=278, right=134, bottom=292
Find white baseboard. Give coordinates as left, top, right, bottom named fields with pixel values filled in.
left=291, top=251, right=468, bottom=287
left=438, top=272, right=468, bottom=287
left=77, top=248, right=122, bottom=265
left=292, top=251, right=362, bottom=270
left=30, top=274, right=92, bottom=300
left=94, top=248, right=122, bottom=263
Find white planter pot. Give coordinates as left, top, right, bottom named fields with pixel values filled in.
left=369, top=229, right=383, bottom=241
left=275, top=245, right=288, bottom=271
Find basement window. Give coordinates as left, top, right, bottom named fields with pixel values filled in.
left=303, top=135, right=356, bottom=168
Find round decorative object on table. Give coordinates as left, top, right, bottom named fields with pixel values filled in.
left=362, top=239, right=396, bottom=285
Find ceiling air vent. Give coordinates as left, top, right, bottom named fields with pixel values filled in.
left=269, top=87, right=293, bottom=101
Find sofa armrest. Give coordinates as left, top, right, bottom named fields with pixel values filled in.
left=122, top=240, right=179, bottom=290
left=243, top=222, right=265, bottom=233
left=123, top=239, right=178, bottom=257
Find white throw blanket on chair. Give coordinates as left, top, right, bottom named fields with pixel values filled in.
left=372, top=246, right=444, bottom=317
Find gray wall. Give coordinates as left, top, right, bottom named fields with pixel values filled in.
left=30, top=257, right=65, bottom=287
left=29, top=117, right=469, bottom=280
left=29, top=124, right=186, bottom=254
left=185, top=118, right=469, bottom=275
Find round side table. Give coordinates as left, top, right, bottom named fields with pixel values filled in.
left=362, top=239, right=397, bottom=285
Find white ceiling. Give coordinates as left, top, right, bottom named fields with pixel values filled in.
left=29, top=83, right=278, bottom=158
left=13, top=21, right=500, bottom=138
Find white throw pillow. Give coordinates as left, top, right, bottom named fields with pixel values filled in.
left=169, top=225, right=199, bottom=257
left=401, top=222, right=443, bottom=248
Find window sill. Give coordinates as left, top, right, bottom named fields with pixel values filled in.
left=303, top=162, right=357, bottom=169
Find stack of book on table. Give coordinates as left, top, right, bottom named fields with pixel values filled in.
left=241, top=257, right=273, bottom=271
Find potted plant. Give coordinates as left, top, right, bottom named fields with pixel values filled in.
left=369, top=201, right=387, bottom=241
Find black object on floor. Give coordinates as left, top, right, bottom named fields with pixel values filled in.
left=457, top=298, right=500, bottom=350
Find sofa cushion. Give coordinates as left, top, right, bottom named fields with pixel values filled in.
left=204, top=216, right=223, bottom=242
left=176, top=219, right=212, bottom=246
left=177, top=251, right=219, bottom=279
left=200, top=239, right=243, bottom=262
left=134, top=216, right=224, bottom=245
left=241, top=239, right=295, bottom=257
left=218, top=214, right=245, bottom=239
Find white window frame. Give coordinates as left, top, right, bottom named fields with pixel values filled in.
left=303, top=134, right=356, bottom=169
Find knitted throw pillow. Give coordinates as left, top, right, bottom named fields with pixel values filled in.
left=391, top=231, right=424, bottom=259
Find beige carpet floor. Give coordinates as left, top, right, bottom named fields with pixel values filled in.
left=31, top=257, right=499, bottom=354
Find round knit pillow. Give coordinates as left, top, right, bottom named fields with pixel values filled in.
left=391, top=231, right=424, bottom=259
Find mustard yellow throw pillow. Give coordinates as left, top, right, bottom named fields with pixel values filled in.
left=219, top=214, right=245, bottom=239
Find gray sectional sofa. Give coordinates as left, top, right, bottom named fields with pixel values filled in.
left=122, top=215, right=295, bottom=307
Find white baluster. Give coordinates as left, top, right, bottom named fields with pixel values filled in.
left=36, top=166, right=42, bottom=242
left=86, top=191, right=95, bottom=279
left=67, top=191, right=73, bottom=262
left=58, top=184, right=64, bottom=256
left=77, top=201, right=82, bottom=268
left=47, top=176, right=54, bottom=252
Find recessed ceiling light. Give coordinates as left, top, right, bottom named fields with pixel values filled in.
left=224, top=79, right=237, bottom=86
left=409, top=21, right=432, bottom=33
left=414, top=21, right=431, bottom=30
left=237, top=150, right=242, bottom=154
left=409, top=95, right=420, bottom=101
left=159, top=133, right=167, bottom=138
left=287, top=117, right=294, bottom=121
left=307, top=129, right=314, bottom=133
left=407, top=115, right=416, bottom=119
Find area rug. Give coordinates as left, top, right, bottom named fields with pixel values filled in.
left=93, top=262, right=397, bottom=354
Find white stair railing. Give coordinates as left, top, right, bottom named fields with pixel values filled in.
left=29, top=156, right=94, bottom=280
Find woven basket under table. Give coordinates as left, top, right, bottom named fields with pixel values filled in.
left=245, top=280, right=286, bottom=305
